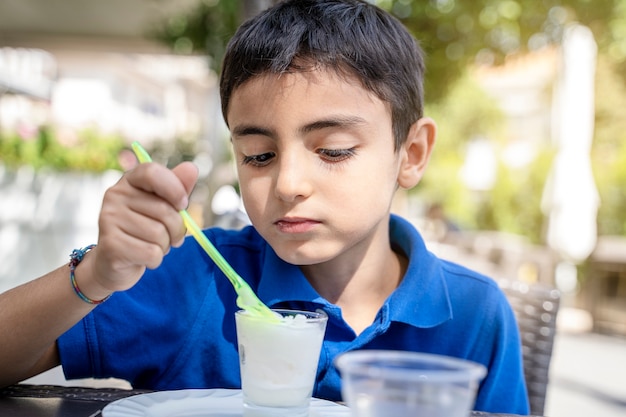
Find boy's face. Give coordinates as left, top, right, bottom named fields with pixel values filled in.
left=226, top=69, right=404, bottom=266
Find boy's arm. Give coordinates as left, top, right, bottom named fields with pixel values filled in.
left=0, top=161, right=198, bottom=388
left=0, top=263, right=96, bottom=387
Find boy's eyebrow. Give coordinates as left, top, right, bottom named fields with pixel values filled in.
left=299, top=116, right=368, bottom=134
left=231, top=115, right=368, bottom=139
left=231, top=125, right=273, bottom=138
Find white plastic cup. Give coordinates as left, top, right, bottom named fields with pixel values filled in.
left=235, top=308, right=328, bottom=417
left=335, top=350, right=486, bottom=417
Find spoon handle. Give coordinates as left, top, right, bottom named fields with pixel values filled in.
left=179, top=209, right=242, bottom=290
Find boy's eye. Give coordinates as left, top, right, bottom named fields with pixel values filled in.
left=241, top=148, right=356, bottom=166
left=317, top=147, right=356, bottom=162
left=242, top=152, right=275, bottom=167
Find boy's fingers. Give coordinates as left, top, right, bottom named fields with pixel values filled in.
left=125, top=162, right=198, bottom=211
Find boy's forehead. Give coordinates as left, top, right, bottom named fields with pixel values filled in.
left=226, top=68, right=393, bottom=132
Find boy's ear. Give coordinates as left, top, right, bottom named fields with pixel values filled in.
left=397, top=117, right=437, bottom=189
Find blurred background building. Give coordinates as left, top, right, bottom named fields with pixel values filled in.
left=0, top=0, right=222, bottom=149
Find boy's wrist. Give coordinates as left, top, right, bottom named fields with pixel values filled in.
left=69, top=245, right=113, bottom=305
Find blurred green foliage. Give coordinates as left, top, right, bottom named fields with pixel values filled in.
left=418, top=72, right=505, bottom=222
left=483, top=149, right=555, bottom=243
left=0, top=127, right=124, bottom=172
left=150, top=0, right=241, bottom=71
left=419, top=73, right=555, bottom=243
left=381, top=0, right=619, bottom=102
left=421, top=50, right=626, bottom=242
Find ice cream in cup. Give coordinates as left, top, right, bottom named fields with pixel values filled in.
left=235, top=308, right=328, bottom=417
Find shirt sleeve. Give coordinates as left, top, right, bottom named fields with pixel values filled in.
left=472, top=288, right=530, bottom=415
left=57, top=232, right=246, bottom=390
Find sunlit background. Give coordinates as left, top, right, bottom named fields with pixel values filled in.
left=1, top=1, right=626, bottom=416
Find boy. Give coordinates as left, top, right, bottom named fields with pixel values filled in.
left=0, top=0, right=529, bottom=413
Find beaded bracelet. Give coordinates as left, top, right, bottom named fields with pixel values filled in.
left=69, top=244, right=111, bottom=305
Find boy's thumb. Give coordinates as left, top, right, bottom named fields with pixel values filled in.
left=172, top=161, right=199, bottom=200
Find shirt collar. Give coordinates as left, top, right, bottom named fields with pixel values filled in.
left=386, top=214, right=453, bottom=328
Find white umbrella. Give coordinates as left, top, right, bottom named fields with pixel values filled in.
left=541, top=24, right=600, bottom=263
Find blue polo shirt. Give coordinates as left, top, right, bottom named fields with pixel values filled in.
left=58, top=215, right=529, bottom=414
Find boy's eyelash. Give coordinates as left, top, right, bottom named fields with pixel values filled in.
left=241, top=147, right=357, bottom=167
left=317, top=147, right=357, bottom=161
left=241, top=152, right=275, bottom=166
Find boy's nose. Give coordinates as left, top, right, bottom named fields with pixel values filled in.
left=274, top=154, right=313, bottom=202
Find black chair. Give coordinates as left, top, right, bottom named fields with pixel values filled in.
left=499, top=280, right=561, bottom=416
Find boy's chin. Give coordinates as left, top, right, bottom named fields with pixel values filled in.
left=272, top=243, right=335, bottom=266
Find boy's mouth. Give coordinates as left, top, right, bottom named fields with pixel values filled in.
left=274, top=217, right=321, bottom=233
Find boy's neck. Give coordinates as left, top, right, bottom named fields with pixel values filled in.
left=300, top=245, right=408, bottom=336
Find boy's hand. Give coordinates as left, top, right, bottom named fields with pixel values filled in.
left=89, top=161, right=199, bottom=295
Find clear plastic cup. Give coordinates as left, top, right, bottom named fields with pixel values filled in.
left=335, top=350, right=487, bottom=417
left=235, top=309, right=328, bottom=417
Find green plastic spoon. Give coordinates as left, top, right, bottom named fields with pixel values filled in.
left=130, top=141, right=278, bottom=321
